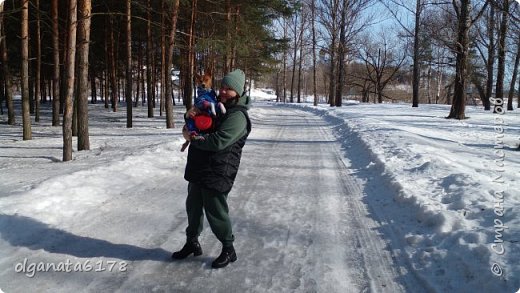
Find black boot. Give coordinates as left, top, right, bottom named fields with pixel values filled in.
left=171, top=238, right=203, bottom=259
left=211, top=246, right=237, bottom=269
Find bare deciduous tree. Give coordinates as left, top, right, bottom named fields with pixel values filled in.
left=318, top=0, right=373, bottom=107
left=494, top=0, right=510, bottom=113
left=508, top=23, right=519, bottom=111
left=288, top=4, right=306, bottom=103
left=508, top=48, right=519, bottom=110
left=335, top=0, right=347, bottom=107
left=447, top=0, right=487, bottom=119
left=318, top=0, right=339, bottom=106
left=480, top=5, right=495, bottom=110
left=380, top=0, right=425, bottom=107
left=358, top=36, right=406, bottom=103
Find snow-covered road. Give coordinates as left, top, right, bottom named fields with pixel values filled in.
left=1, top=104, right=426, bottom=292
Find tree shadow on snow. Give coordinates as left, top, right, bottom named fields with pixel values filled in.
left=0, top=214, right=171, bottom=262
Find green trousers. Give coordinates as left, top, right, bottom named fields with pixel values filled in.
left=185, top=182, right=234, bottom=247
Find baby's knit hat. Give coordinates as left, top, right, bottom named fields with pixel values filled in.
left=222, top=69, right=245, bottom=95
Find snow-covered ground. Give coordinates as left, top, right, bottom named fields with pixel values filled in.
left=281, top=99, right=520, bottom=292
left=1, top=89, right=519, bottom=292
left=253, top=88, right=520, bottom=292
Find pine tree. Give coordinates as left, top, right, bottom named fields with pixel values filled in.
left=21, top=0, right=32, bottom=140
left=63, top=0, right=78, bottom=161
left=77, top=0, right=92, bottom=151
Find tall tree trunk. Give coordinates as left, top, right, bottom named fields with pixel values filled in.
left=0, top=2, right=3, bottom=116
left=311, top=0, right=318, bottom=106
left=507, top=34, right=520, bottom=111
left=34, top=0, right=41, bottom=122
left=183, top=0, right=196, bottom=110
left=335, top=0, right=347, bottom=107
left=21, top=0, right=32, bottom=140
left=447, top=0, right=471, bottom=119
left=104, top=23, right=109, bottom=109
left=77, top=0, right=91, bottom=151
left=230, top=5, right=239, bottom=71
left=494, top=0, right=509, bottom=113
left=59, top=4, right=71, bottom=116
left=29, top=60, right=34, bottom=115
left=135, top=36, right=141, bottom=107
left=377, top=49, right=383, bottom=103
left=90, top=67, right=96, bottom=104
left=412, top=0, right=422, bottom=107
left=63, top=0, right=78, bottom=161
left=160, top=0, right=165, bottom=116
left=72, top=71, right=78, bottom=136
left=43, top=78, right=49, bottom=103
left=297, top=10, right=305, bottom=104
left=290, top=12, right=298, bottom=103
left=126, top=0, right=133, bottom=128
left=426, top=63, right=432, bottom=103
left=328, top=1, right=338, bottom=107
left=165, top=0, right=180, bottom=128
left=146, top=0, right=154, bottom=117
left=51, top=0, right=60, bottom=125
left=0, top=77, right=4, bottom=116
left=282, top=17, right=288, bottom=103
left=297, top=42, right=303, bottom=103
left=0, top=2, right=15, bottom=125
left=104, top=70, right=109, bottom=108
left=518, top=69, right=520, bottom=109
left=224, top=0, right=232, bottom=73
left=141, top=52, right=146, bottom=106
left=484, top=5, right=495, bottom=111
left=109, top=16, right=117, bottom=112
left=328, top=39, right=336, bottom=107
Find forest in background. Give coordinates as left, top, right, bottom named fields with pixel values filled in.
left=0, top=0, right=519, bottom=161
left=264, top=0, right=520, bottom=119
left=0, top=0, right=292, bottom=161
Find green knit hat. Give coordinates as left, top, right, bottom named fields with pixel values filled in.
left=222, top=69, right=245, bottom=95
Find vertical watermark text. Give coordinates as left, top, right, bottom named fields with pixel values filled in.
left=488, top=97, right=508, bottom=277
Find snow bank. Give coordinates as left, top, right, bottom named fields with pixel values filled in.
left=281, top=99, right=519, bottom=292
